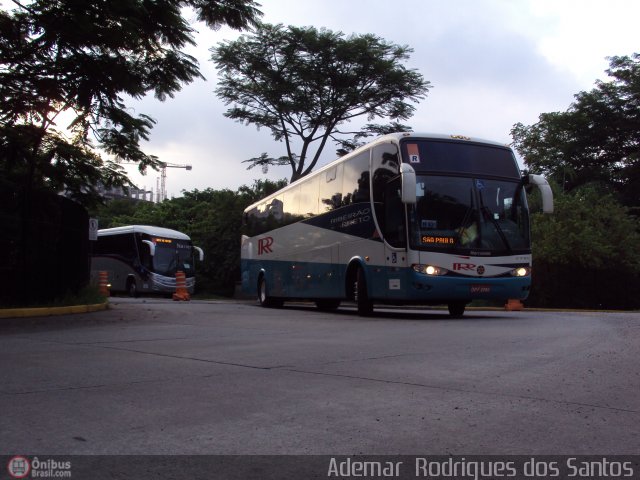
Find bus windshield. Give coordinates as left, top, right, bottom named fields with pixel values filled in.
left=401, top=139, right=520, bottom=178
left=409, top=175, right=530, bottom=254
left=152, top=240, right=195, bottom=276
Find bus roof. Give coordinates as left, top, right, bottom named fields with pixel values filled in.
left=97, top=225, right=192, bottom=241
left=243, top=132, right=512, bottom=213
left=377, top=132, right=508, bottom=148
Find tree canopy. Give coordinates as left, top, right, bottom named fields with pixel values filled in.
left=528, top=185, right=640, bottom=309
left=211, top=23, right=430, bottom=181
left=92, top=179, right=287, bottom=295
left=511, top=53, right=640, bottom=212
left=0, top=0, right=262, bottom=205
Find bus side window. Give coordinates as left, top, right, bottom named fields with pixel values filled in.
left=299, top=174, right=320, bottom=218
left=320, top=165, right=343, bottom=212
left=283, top=186, right=301, bottom=225
left=372, top=143, right=400, bottom=233
left=384, top=178, right=407, bottom=248
left=139, top=241, right=152, bottom=269
left=342, top=151, right=370, bottom=205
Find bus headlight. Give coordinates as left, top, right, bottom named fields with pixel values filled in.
left=510, top=267, right=530, bottom=277
left=412, top=264, right=449, bottom=276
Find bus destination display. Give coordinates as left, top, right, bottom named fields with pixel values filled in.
left=421, top=235, right=456, bottom=245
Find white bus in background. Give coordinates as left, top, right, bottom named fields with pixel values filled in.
left=241, top=133, right=553, bottom=316
left=91, top=225, right=204, bottom=296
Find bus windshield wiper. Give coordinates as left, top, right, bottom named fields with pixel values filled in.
left=478, top=189, right=511, bottom=252
left=480, top=205, right=511, bottom=252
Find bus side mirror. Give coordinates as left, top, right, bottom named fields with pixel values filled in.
left=527, top=174, right=554, bottom=214
left=142, top=240, right=155, bottom=256
left=400, top=163, right=417, bottom=204
left=194, top=246, right=204, bottom=262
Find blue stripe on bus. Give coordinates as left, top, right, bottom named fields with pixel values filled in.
left=241, top=258, right=530, bottom=302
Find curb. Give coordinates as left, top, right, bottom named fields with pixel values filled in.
left=0, top=301, right=109, bottom=319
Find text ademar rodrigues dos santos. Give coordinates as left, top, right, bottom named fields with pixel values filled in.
left=327, top=457, right=636, bottom=479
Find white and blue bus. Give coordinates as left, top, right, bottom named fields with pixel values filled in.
left=241, top=133, right=553, bottom=316
left=91, top=225, right=204, bottom=296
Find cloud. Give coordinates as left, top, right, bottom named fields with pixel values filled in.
left=122, top=0, right=638, bottom=197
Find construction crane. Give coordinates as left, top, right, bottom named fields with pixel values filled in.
left=115, top=159, right=192, bottom=202
left=157, top=162, right=192, bottom=202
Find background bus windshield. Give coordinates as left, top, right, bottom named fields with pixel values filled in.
left=152, top=240, right=195, bottom=276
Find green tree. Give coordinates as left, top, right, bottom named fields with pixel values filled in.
left=0, top=0, right=262, bottom=204
left=511, top=54, right=640, bottom=212
left=528, top=186, right=640, bottom=309
left=93, top=179, right=287, bottom=296
left=212, top=23, right=430, bottom=181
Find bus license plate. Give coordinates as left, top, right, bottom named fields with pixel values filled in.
left=470, top=285, right=491, bottom=293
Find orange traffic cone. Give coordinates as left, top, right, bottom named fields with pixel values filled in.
left=505, top=299, right=524, bottom=311
left=98, top=271, right=110, bottom=297
left=172, top=270, right=190, bottom=301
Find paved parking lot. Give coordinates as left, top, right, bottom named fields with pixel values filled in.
left=1, top=299, right=639, bottom=455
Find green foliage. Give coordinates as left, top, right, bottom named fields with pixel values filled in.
left=92, top=179, right=287, bottom=296
left=528, top=186, right=640, bottom=309
left=212, top=23, right=430, bottom=181
left=512, top=54, right=640, bottom=213
left=0, top=0, right=261, bottom=206
left=334, top=122, right=414, bottom=157
left=512, top=54, right=640, bottom=308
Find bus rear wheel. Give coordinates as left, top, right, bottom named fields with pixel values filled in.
left=258, top=275, right=283, bottom=308
left=448, top=301, right=466, bottom=317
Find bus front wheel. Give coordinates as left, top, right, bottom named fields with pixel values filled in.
left=127, top=278, right=138, bottom=298
left=354, top=267, right=374, bottom=316
left=258, top=275, right=282, bottom=308
left=448, top=301, right=466, bottom=317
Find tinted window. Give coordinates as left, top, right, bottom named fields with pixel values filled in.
left=95, top=233, right=136, bottom=259
left=401, top=140, right=519, bottom=178
left=320, top=164, right=343, bottom=212
left=408, top=175, right=530, bottom=253
left=245, top=196, right=284, bottom=237
left=342, top=151, right=370, bottom=205
left=383, top=178, right=406, bottom=248
left=282, top=186, right=300, bottom=225
left=372, top=143, right=400, bottom=204
left=298, top=175, right=320, bottom=218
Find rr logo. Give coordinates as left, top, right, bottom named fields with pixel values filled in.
left=257, top=236, right=274, bottom=255
left=453, top=262, right=476, bottom=271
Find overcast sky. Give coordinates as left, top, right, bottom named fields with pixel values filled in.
left=124, top=0, right=640, bottom=198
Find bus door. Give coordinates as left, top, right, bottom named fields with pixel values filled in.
left=382, top=177, right=408, bottom=299
left=371, top=142, right=406, bottom=300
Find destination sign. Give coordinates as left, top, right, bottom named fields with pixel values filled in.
left=421, top=235, right=455, bottom=245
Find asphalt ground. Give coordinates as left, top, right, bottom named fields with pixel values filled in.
left=1, top=298, right=639, bottom=456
